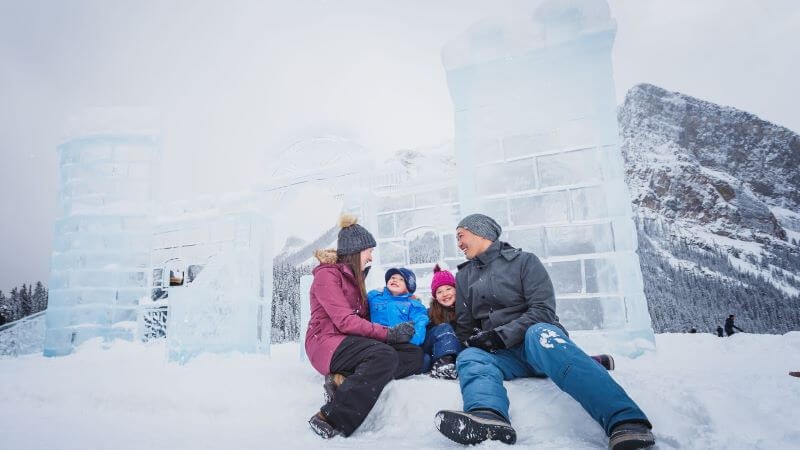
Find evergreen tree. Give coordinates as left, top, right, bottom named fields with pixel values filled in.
left=32, top=281, right=48, bottom=313
left=9, top=287, right=20, bottom=322
left=271, top=263, right=313, bottom=343
left=20, top=283, right=32, bottom=317
left=0, top=290, right=7, bottom=325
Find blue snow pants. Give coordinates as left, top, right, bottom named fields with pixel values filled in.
left=421, top=323, right=464, bottom=372
left=456, top=322, right=649, bottom=436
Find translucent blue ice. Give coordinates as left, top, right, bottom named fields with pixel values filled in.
left=442, top=0, right=655, bottom=355
left=45, top=133, right=159, bottom=356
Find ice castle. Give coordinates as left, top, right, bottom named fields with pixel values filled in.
left=42, top=0, right=654, bottom=359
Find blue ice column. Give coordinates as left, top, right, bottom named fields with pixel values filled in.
left=443, top=0, right=654, bottom=355
left=45, top=134, right=158, bottom=356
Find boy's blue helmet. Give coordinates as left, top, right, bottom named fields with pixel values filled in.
left=384, top=267, right=417, bottom=294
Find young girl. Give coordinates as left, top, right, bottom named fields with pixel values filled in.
left=367, top=267, right=429, bottom=346
left=422, top=264, right=463, bottom=379
left=305, top=214, right=422, bottom=439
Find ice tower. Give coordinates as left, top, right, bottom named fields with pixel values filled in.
left=443, top=0, right=654, bottom=355
left=45, top=110, right=159, bottom=356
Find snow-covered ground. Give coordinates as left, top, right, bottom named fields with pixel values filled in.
left=2, top=333, right=799, bottom=450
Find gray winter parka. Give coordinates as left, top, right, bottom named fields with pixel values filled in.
left=455, top=240, right=567, bottom=347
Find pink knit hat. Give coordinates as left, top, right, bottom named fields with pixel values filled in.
left=430, top=264, right=456, bottom=294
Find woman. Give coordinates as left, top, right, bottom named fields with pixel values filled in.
left=305, top=214, right=422, bottom=439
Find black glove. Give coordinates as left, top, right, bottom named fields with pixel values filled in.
left=387, top=321, right=415, bottom=344
left=466, top=328, right=505, bottom=353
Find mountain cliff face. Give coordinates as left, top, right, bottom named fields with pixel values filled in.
left=620, top=83, right=800, bottom=333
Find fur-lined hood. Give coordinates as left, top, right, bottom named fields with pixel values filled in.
left=314, top=248, right=338, bottom=265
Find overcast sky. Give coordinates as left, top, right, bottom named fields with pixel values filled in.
left=1, top=0, right=798, bottom=293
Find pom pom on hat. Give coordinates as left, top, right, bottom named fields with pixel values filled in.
left=339, top=213, right=359, bottom=229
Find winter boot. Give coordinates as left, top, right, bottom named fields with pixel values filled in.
left=592, top=354, right=615, bottom=371
left=608, top=421, right=655, bottom=450
left=790, top=371, right=800, bottom=378
left=322, top=373, right=346, bottom=403
left=435, top=409, right=516, bottom=445
left=308, top=411, right=340, bottom=439
left=430, top=355, right=458, bottom=380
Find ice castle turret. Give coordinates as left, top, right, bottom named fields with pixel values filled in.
left=442, top=0, right=655, bottom=355
left=45, top=112, right=159, bottom=356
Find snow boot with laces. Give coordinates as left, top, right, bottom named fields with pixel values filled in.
left=308, top=411, right=340, bottom=439
left=435, top=409, right=516, bottom=445
left=592, top=354, right=615, bottom=371
left=430, top=355, right=458, bottom=380
left=322, top=373, right=346, bottom=403
left=608, top=421, right=655, bottom=450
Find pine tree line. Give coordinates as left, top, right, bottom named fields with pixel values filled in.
left=0, top=282, right=48, bottom=325
left=271, top=263, right=313, bottom=343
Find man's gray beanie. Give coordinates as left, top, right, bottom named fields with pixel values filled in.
left=337, top=214, right=377, bottom=256
left=457, top=213, right=502, bottom=241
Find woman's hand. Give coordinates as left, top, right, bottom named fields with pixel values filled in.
left=387, top=321, right=415, bottom=344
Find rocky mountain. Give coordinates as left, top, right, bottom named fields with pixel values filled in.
left=620, top=83, right=800, bottom=333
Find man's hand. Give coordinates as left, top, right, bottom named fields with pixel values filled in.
left=466, top=328, right=505, bottom=353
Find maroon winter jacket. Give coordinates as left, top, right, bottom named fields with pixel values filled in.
left=305, top=249, right=389, bottom=375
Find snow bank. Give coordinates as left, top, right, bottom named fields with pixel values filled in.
left=1, top=333, right=799, bottom=449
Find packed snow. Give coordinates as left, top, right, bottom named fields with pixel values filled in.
left=2, top=332, right=799, bottom=449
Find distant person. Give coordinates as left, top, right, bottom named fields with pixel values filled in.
left=305, top=214, right=422, bottom=439
left=688, top=327, right=697, bottom=333
left=434, top=214, right=654, bottom=449
left=716, top=326, right=724, bottom=337
left=724, top=314, right=743, bottom=336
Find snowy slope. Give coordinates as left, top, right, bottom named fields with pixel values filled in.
left=2, top=334, right=799, bottom=449
left=619, top=83, right=800, bottom=333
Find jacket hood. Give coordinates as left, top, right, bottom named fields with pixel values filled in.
left=313, top=248, right=359, bottom=281
left=314, top=248, right=338, bottom=264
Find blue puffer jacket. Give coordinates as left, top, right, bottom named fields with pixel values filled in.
left=368, top=288, right=429, bottom=346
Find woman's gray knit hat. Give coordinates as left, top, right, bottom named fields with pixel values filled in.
left=337, top=214, right=377, bottom=256
left=457, top=213, right=502, bottom=241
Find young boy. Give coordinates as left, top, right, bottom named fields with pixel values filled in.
left=368, top=268, right=429, bottom=346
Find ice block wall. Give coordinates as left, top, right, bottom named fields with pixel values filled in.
left=371, top=181, right=462, bottom=300
left=45, top=132, right=158, bottom=356
left=443, top=0, right=654, bottom=355
left=163, top=211, right=272, bottom=363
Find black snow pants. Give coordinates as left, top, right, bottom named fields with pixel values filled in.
left=321, top=335, right=423, bottom=436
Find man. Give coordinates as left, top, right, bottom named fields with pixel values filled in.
left=724, top=314, right=743, bottom=336
left=434, top=214, right=655, bottom=450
